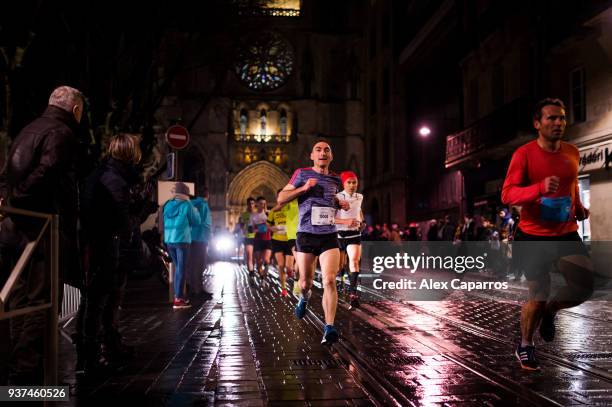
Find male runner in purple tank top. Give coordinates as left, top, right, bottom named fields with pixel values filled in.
left=277, top=140, right=349, bottom=346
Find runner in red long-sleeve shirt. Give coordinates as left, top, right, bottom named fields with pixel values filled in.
left=502, top=98, right=594, bottom=371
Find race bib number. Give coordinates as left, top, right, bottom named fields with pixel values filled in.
left=275, top=225, right=287, bottom=234
left=540, top=196, right=571, bottom=222
left=311, top=207, right=335, bottom=226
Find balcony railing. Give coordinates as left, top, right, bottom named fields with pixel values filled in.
left=238, top=7, right=300, bottom=17
left=445, top=97, right=532, bottom=167
left=233, top=133, right=293, bottom=143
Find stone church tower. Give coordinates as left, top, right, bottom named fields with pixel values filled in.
left=156, top=1, right=366, bottom=230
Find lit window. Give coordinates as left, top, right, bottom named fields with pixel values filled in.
left=235, top=31, right=294, bottom=91
left=280, top=109, right=288, bottom=138
left=258, top=109, right=270, bottom=142
left=239, top=109, right=248, bottom=137
left=239, top=0, right=301, bottom=17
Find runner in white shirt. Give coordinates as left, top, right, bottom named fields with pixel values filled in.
left=335, top=171, right=364, bottom=309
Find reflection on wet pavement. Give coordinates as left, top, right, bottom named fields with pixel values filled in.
left=57, top=261, right=612, bottom=406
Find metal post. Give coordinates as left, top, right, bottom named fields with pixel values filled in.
left=44, top=214, right=59, bottom=386
left=169, top=263, right=175, bottom=303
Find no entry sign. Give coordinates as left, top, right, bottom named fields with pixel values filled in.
left=165, top=124, right=190, bottom=150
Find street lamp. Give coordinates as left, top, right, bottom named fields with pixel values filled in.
left=419, top=126, right=431, bottom=137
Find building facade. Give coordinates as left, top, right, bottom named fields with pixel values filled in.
left=154, top=0, right=366, bottom=229
left=382, top=0, right=612, bottom=240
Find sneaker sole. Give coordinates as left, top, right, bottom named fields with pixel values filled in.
left=321, top=331, right=339, bottom=346
left=515, top=350, right=540, bottom=371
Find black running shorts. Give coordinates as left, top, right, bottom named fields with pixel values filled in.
left=296, top=232, right=339, bottom=256
left=271, top=239, right=292, bottom=256
left=337, top=230, right=361, bottom=252
left=287, top=239, right=296, bottom=252
left=243, top=237, right=254, bottom=246
left=253, top=239, right=271, bottom=252
left=513, top=229, right=589, bottom=281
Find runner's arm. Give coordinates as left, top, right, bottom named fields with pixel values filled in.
left=574, top=182, right=584, bottom=210
left=278, top=183, right=308, bottom=205
left=574, top=182, right=590, bottom=220
left=334, top=217, right=356, bottom=225
left=501, top=149, right=543, bottom=205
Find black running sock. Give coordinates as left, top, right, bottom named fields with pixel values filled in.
left=349, top=271, right=359, bottom=295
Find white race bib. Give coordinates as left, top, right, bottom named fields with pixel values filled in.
left=311, top=207, right=336, bottom=225
left=275, top=225, right=287, bottom=234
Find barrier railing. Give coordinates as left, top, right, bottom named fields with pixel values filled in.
left=60, top=283, right=81, bottom=322
left=0, top=206, right=59, bottom=386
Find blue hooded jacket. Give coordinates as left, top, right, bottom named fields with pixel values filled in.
left=163, top=198, right=200, bottom=244
left=191, top=197, right=212, bottom=243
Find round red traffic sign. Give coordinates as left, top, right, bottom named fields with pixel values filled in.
left=165, top=125, right=190, bottom=150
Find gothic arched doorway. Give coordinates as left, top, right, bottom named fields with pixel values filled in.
left=227, top=161, right=290, bottom=227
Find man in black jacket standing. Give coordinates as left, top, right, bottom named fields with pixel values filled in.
left=1, top=85, right=84, bottom=384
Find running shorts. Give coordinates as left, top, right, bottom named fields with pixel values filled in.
left=513, top=229, right=589, bottom=281
left=254, top=239, right=271, bottom=252
left=296, top=232, right=339, bottom=256
left=271, top=239, right=292, bottom=256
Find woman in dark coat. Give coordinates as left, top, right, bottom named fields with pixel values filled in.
left=78, top=133, right=141, bottom=374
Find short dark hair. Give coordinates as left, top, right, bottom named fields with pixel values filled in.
left=256, top=196, right=266, bottom=201
left=312, top=139, right=331, bottom=149
left=533, top=98, right=565, bottom=121
left=246, top=197, right=255, bottom=204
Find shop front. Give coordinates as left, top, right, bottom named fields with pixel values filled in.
left=577, top=140, right=612, bottom=241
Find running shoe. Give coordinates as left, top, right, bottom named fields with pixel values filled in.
left=515, top=345, right=540, bottom=370
left=321, top=325, right=339, bottom=346
left=295, top=291, right=310, bottom=319
left=281, top=289, right=288, bottom=297
left=173, top=298, right=192, bottom=309
left=348, top=294, right=360, bottom=310
left=292, top=281, right=301, bottom=296
left=539, top=310, right=556, bottom=342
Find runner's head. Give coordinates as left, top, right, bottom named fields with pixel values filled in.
left=340, top=171, right=358, bottom=193
left=310, top=140, right=333, bottom=170
left=246, top=197, right=256, bottom=211
left=533, top=98, right=566, bottom=142
left=256, top=196, right=267, bottom=212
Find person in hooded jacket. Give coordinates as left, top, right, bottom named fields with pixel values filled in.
left=79, top=133, right=142, bottom=375
left=188, top=187, right=212, bottom=298
left=162, top=182, right=200, bottom=308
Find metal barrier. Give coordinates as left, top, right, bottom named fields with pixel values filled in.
left=0, top=206, right=59, bottom=386
left=60, top=283, right=81, bottom=322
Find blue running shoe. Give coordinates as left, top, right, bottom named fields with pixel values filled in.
left=295, top=296, right=308, bottom=319
left=321, top=325, right=339, bottom=346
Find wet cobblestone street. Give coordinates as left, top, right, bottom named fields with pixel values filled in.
left=56, top=261, right=612, bottom=406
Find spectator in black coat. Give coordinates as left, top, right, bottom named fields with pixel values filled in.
left=78, top=133, right=142, bottom=375
left=0, top=86, right=84, bottom=385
